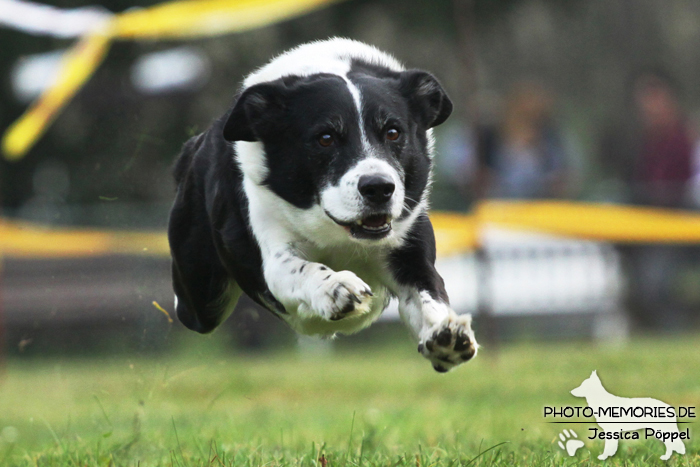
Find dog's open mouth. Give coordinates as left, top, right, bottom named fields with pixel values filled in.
left=326, top=211, right=393, bottom=240
left=352, top=214, right=392, bottom=239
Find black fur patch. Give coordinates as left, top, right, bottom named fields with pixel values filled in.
left=388, top=213, right=449, bottom=304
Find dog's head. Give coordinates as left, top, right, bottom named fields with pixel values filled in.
left=223, top=40, right=452, bottom=245
left=570, top=370, right=603, bottom=398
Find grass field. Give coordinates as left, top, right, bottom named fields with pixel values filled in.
left=0, top=332, right=699, bottom=466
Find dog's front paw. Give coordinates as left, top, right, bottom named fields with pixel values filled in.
left=307, top=270, right=373, bottom=321
left=418, top=314, right=477, bottom=373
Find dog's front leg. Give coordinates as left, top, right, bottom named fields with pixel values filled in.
left=390, top=215, right=478, bottom=372
left=398, top=288, right=477, bottom=372
left=598, top=437, right=618, bottom=460
left=263, top=247, right=373, bottom=322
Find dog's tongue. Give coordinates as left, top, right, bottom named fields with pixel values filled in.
left=362, top=214, right=388, bottom=227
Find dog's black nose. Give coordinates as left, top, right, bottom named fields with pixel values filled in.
left=358, top=175, right=395, bottom=204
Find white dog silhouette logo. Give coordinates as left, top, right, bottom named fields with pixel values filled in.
left=571, top=370, right=686, bottom=460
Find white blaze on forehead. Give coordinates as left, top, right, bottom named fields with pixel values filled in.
left=242, top=38, right=404, bottom=88
left=343, top=77, right=372, bottom=153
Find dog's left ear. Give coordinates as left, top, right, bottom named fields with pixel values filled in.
left=399, top=70, right=453, bottom=128
left=223, top=81, right=287, bottom=142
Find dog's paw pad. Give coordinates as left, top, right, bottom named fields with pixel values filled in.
left=434, top=328, right=452, bottom=346
left=311, top=270, right=373, bottom=321
left=557, top=429, right=584, bottom=457
left=419, top=315, right=477, bottom=372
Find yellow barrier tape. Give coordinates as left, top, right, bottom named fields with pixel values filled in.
left=2, top=31, right=113, bottom=159
left=430, top=211, right=479, bottom=257
left=2, top=0, right=338, bottom=160
left=113, top=0, right=338, bottom=39
left=2, top=202, right=700, bottom=260
left=475, top=200, right=700, bottom=244
left=0, top=218, right=169, bottom=258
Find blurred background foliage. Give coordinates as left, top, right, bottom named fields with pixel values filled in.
left=4, top=0, right=700, bottom=222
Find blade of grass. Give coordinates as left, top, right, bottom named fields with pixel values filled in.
left=463, top=441, right=510, bottom=467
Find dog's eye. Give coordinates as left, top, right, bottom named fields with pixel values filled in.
left=318, top=134, right=334, bottom=147
left=386, top=128, right=400, bottom=141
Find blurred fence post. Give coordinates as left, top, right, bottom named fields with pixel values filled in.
left=475, top=245, right=498, bottom=350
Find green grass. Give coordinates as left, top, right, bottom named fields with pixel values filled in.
left=0, top=333, right=699, bottom=466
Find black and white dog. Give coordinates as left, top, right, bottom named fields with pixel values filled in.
left=168, top=38, right=477, bottom=372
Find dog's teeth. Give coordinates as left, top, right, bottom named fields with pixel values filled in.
left=363, top=223, right=390, bottom=231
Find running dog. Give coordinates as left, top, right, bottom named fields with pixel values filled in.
left=168, top=38, right=477, bottom=372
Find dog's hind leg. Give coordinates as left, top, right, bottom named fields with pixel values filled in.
left=661, top=444, right=672, bottom=461
left=674, top=437, right=687, bottom=456
left=170, top=217, right=242, bottom=334
left=169, top=159, right=242, bottom=333
left=662, top=437, right=686, bottom=460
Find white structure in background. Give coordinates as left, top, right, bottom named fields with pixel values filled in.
left=10, top=50, right=65, bottom=102
left=130, top=47, right=211, bottom=95
left=11, top=46, right=211, bottom=103
left=382, top=227, right=628, bottom=341
left=0, top=0, right=111, bottom=38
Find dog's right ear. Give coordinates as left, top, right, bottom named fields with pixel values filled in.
left=223, top=82, right=288, bottom=142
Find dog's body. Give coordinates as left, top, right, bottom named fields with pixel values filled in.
left=571, top=371, right=686, bottom=460
left=168, top=38, right=477, bottom=372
